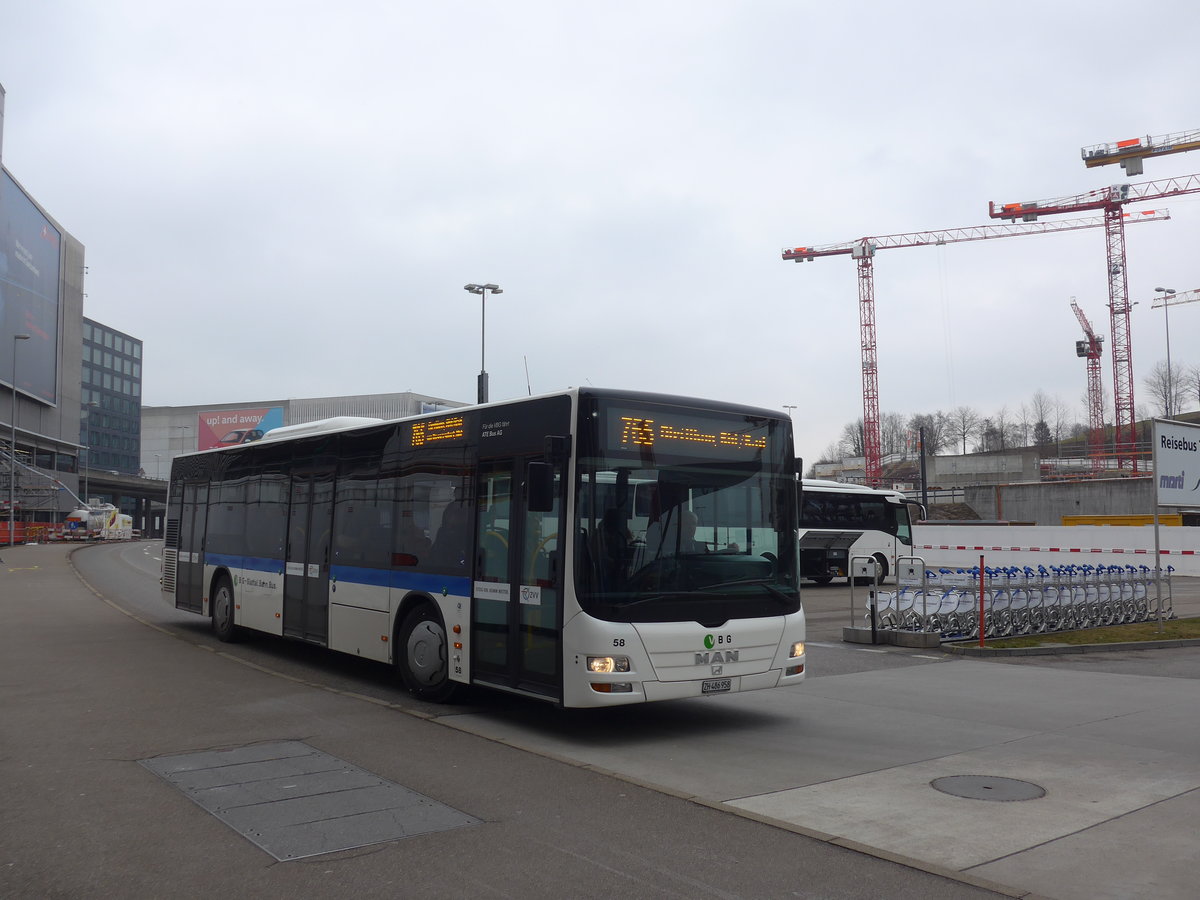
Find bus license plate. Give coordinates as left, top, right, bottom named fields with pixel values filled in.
left=702, top=678, right=732, bottom=695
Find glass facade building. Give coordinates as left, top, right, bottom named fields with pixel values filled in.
left=81, top=318, right=142, bottom=476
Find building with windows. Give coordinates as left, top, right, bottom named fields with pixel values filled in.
left=2, top=84, right=90, bottom=540
left=81, top=318, right=143, bottom=476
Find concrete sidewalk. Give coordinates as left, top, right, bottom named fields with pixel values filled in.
left=1, top=543, right=1008, bottom=900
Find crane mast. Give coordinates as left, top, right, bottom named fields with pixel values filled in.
left=1070, top=298, right=1106, bottom=473
left=991, top=174, right=1200, bottom=470
left=782, top=210, right=1169, bottom=487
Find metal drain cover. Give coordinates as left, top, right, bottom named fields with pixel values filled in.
left=931, top=775, right=1046, bottom=802
left=141, top=741, right=480, bottom=860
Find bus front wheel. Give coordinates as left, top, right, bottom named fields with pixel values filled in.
left=397, top=604, right=461, bottom=703
left=211, top=576, right=239, bottom=642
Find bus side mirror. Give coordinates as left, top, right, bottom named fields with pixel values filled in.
left=544, top=435, right=570, bottom=462
left=528, top=461, right=555, bottom=512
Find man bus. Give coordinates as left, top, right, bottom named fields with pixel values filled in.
left=162, top=388, right=806, bottom=707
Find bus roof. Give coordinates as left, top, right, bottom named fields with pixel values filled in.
left=802, top=479, right=908, bottom=500
left=174, top=388, right=791, bottom=459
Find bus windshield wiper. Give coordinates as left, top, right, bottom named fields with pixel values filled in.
left=697, top=578, right=794, bottom=603
left=616, top=591, right=711, bottom=608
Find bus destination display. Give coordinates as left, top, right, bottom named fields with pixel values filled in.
left=607, top=407, right=769, bottom=457
left=411, top=415, right=465, bottom=447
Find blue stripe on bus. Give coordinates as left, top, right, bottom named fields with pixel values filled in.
left=205, top=553, right=282, bottom=574
left=201, top=553, right=469, bottom=596
left=332, top=565, right=469, bottom=595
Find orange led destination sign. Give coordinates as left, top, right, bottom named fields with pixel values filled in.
left=411, top=415, right=465, bottom=447
left=616, top=414, right=767, bottom=452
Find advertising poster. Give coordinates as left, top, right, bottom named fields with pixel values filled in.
left=1153, top=419, right=1200, bottom=507
left=1, top=170, right=61, bottom=404
left=197, top=407, right=285, bottom=451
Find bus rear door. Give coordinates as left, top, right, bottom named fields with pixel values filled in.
left=283, top=467, right=334, bottom=643
left=177, top=482, right=208, bottom=613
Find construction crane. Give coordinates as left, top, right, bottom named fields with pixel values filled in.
left=781, top=209, right=1169, bottom=487
left=1149, top=287, right=1200, bottom=309
left=991, top=174, right=1200, bottom=470
left=1082, top=129, right=1200, bottom=176
left=1070, top=298, right=1106, bottom=473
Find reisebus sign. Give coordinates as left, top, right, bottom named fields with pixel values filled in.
left=1153, top=419, right=1200, bottom=507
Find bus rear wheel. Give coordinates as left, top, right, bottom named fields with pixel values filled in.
left=211, top=576, right=239, bottom=642
left=397, top=604, right=461, bottom=703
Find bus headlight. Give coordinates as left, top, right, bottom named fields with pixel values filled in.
left=789, top=642, right=806, bottom=659
left=587, top=656, right=631, bottom=674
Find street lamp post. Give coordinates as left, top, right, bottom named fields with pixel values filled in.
left=464, top=283, right=502, bottom=404
left=1155, top=287, right=1176, bottom=417
left=81, top=401, right=98, bottom=510
left=9, top=333, right=32, bottom=546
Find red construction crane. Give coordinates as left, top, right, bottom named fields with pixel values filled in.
left=1082, top=129, right=1200, bottom=176
left=990, top=174, right=1200, bottom=470
left=1070, top=298, right=1106, bottom=473
left=782, top=209, right=1169, bottom=486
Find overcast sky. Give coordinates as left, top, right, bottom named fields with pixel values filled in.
left=3, top=0, right=1198, bottom=467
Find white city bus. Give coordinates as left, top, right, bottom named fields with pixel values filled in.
left=161, top=388, right=806, bottom=707
left=799, top=479, right=919, bottom=584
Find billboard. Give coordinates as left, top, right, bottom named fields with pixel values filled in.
left=1153, top=419, right=1200, bottom=507
left=1, top=169, right=61, bottom=404
left=197, top=406, right=285, bottom=451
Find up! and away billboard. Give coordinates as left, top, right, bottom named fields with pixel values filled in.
left=1154, top=419, right=1200, bottom=507
left=197, top=407, right=285, bottom=451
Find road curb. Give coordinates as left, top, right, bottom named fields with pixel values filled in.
left=944, top=637, right=1200, bottom=657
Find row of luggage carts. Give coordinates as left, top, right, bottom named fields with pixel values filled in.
left=865, top=560, right=1175, bottom=640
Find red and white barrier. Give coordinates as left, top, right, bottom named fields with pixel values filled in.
left=913, top=525, right=1199, bottom=576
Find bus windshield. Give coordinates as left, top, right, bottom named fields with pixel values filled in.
left=574, top=403, right=799, bottom=624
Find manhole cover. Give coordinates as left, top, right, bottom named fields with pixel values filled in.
left=931, top=775, right=1046, bottom=801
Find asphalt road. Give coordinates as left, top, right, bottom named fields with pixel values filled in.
left=8, top=540, right=1200, bottom=899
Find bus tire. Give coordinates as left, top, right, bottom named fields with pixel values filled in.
left=397, top=604, right=461, bottom=703
left=812, top=576, right=833, bottom=586
left=211, top=576, right=239, bottom=642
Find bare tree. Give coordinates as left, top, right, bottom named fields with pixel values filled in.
left=1015, top=403, right=1033, bottom=447
left=1050, top=395, right=1073, bottom=453
left=948, top=405, right=981, bottom=454
left=815, top=441, right=842, bottom=464
left=881, top=412, right=907, bottom=457
left=1143, top=360, right=1190, bottom=418
left=992, top=406, right=1016, bottom=450
left=908, top=412, right=949, bottom=455
left=1029, top=390, right=1053, bottom=425
left=1189, top=365, right=1200, bottom=410
left=839, top=419, right=865, bottom=458
left=977, top=418, right=1001, bottom=452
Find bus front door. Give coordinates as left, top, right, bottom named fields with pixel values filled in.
left=176, top=482, right=208, bottom=614
left=283, top=468, right=334, bottom=644
left=472, top=457, right=563, bottom=700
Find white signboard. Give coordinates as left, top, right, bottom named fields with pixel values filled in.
left=1153, top=419, right=1200, bottom=507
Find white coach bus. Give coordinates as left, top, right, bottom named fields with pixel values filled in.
left=162, top=388, right=806, bottom=708
left=799, top=479, right=920, bottom=584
